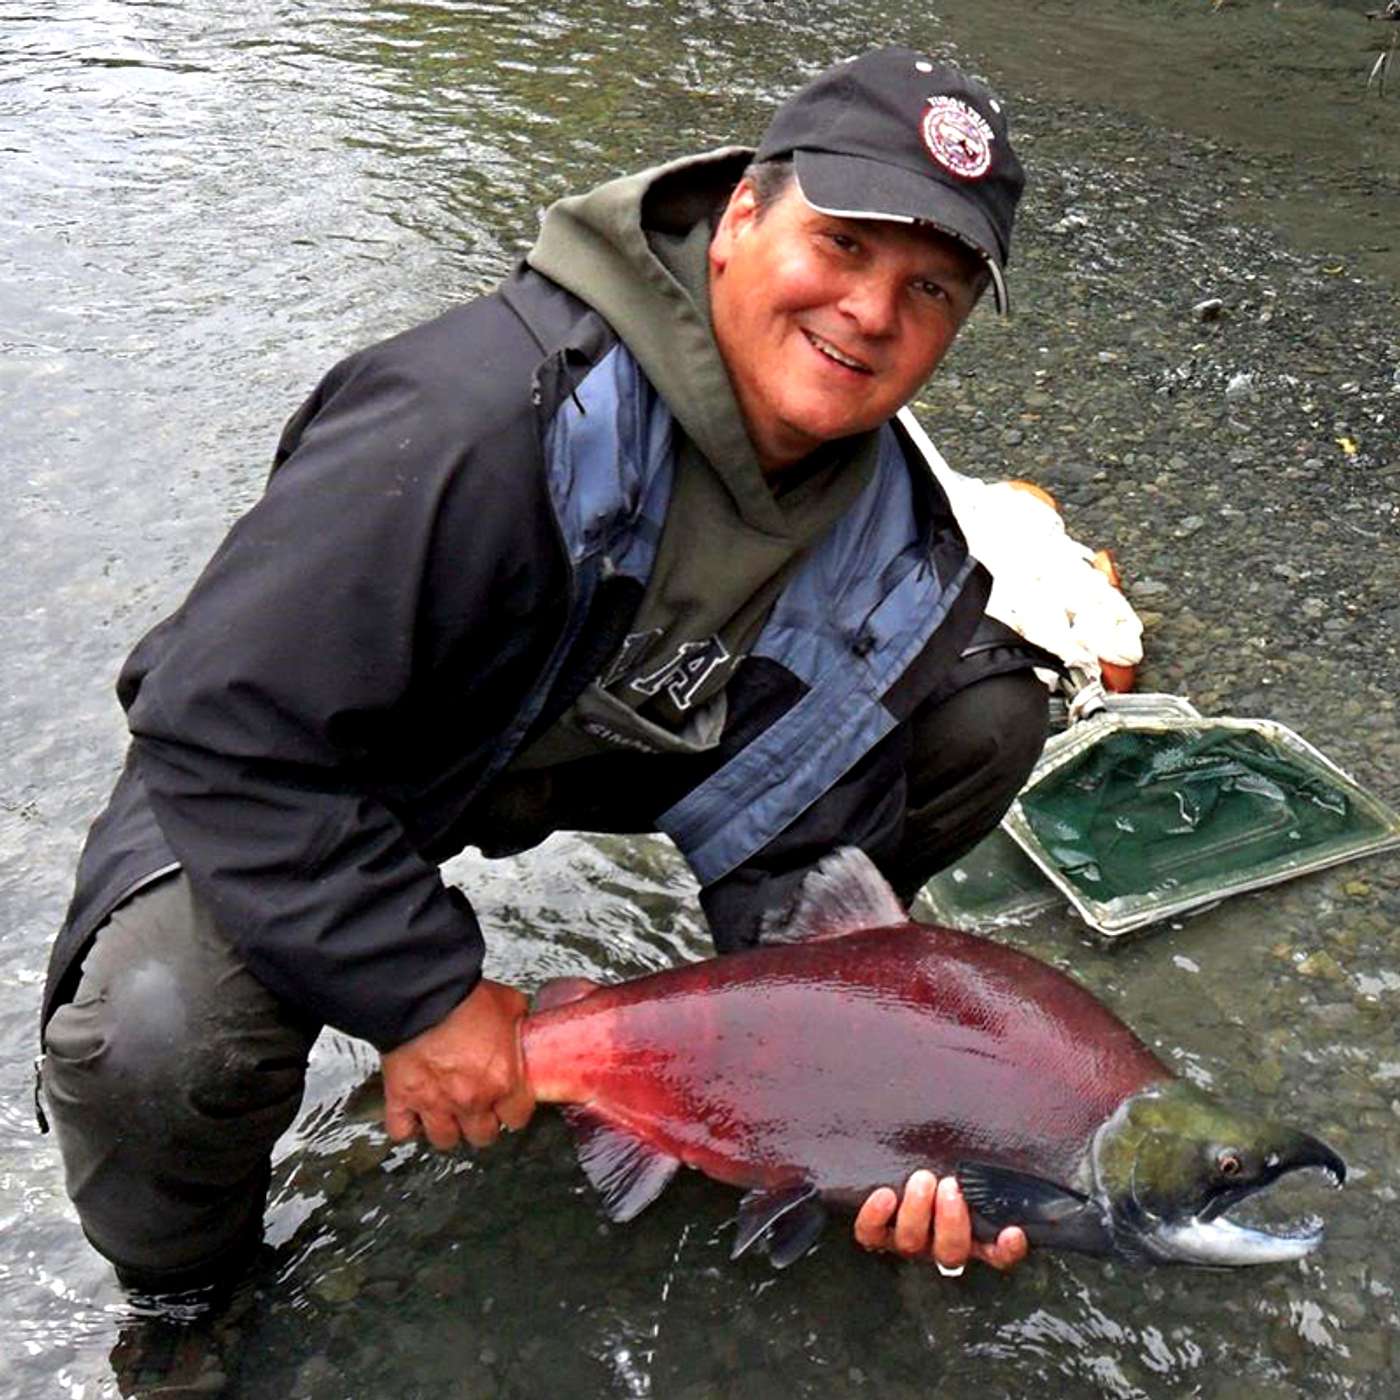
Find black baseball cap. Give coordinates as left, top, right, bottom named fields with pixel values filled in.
left=755, top=48, right=1025, bottom=314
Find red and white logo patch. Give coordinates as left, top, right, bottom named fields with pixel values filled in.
left=920, top=97, right=994, bottom=180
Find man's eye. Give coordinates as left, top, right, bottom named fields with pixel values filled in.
left=915, top=279, right=949, bottom=302
left=827, top=232, right=859, bottom=253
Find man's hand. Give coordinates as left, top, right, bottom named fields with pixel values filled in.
left=380, top=979, right=534, bottom=1150
left=853, top=1171, right=1028, bottom=1274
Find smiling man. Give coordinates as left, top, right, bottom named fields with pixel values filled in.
left=41, top=48, right=1048, bottom=1300
left=710, top=179, right=985, bottom=469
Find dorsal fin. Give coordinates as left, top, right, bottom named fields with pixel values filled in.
left=761, top=847, right=906, bottom=945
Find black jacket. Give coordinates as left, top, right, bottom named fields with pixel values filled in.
left=42, top=266, right=1044, bottom=1049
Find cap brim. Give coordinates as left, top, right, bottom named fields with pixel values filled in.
left=794, top=150, right=1009, bottom=315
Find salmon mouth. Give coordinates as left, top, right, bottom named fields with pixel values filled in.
left=1145, top=1144, right=1346, bottom=1267
left=1196, top=1154, right=1346, bottom=1227
left=1152, top=1211, right=1325, bottom=1267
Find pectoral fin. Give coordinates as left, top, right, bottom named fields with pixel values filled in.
left=732, top=1182, right=828, bottom=1268
left=957, top=1161, right=1113, bottom=1256
left=560, top=1106, right=679, bottom=1223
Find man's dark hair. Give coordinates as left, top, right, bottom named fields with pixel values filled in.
left=709, top=157, right=793, bottom=233
left=745, top=157, right=795, bottom=216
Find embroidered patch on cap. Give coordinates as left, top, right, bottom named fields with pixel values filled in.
left=920, top=96, right=994, bottom=180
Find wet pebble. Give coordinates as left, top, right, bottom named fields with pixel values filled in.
left=1341, top=1327, right=1392, bottom=1372
left=343, top=1134, right=391, bottom=1178
left=1204, top=1379, right=1302, bottom=1400
left=401, top=1185, right=464, bottom=1242
left=1308, top=1002, right=1356, bottom=1031
left=1048, top=459, right=1097, bottom=485
left=416, top=1259, right=466, bottom=1299
left=1327, top=1274, right=1372, bottom=1327
left=291, top=1354, right=339, bottom=1400
left=673, top=1380, right=725, bottom=1400
left=1296, top=950, right=1346, bottom=982
left=308, top=1261, right=363, bottom=1306
left=727, top=1368, right=792, bottom=1400
left=1131, top=578, right=1169, bottom=599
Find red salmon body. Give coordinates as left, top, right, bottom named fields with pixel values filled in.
left=518, top=849, right=1344, bottom=1270
left=523, top=920, right=1169, bottom=1207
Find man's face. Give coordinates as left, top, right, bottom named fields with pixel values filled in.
left=709, top=179, right=985, bottom=474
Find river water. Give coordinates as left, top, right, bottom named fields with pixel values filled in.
left=2, top=1, right=1398, bottom=1396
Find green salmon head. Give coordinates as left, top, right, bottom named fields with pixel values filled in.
left=1090, top=1080, right=1346, bottom=1267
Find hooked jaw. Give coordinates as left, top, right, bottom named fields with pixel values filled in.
left=1093, top=1087, right=1347, bottom=1268
left=1154, top=1132, right=1347, bottom=1267
left=1151, top=1212, right=1323, bottom=1267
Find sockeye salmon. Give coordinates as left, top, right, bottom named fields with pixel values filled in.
left=522, top=848, right=1345, bottom=1269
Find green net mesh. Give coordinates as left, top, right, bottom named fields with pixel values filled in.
left=1018, top=729, right=1386, bottom=903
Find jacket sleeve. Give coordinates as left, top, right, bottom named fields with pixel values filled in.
left=120, top=303, right=569, bottom=1050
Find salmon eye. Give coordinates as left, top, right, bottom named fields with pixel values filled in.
left=1218, top=1152, right=1243, bottom=1177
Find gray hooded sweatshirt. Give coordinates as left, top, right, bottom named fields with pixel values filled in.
left=516, top=148, right=881, bottom=765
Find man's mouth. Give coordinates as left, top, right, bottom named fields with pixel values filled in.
left=803, top=330, right=871, bottom=374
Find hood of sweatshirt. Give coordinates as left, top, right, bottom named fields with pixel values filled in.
left=511, top=149, right=881, bottom=770
left=527, top=146, right=878, bottom=540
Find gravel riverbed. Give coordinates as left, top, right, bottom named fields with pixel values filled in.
left=917, top=89, right=1398, bottom=801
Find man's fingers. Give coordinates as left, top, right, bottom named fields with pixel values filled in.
left=853, top=1187, right=898, bottom=1249
left=384, top=1106, right=419, bottom=1143
left=494, top=1081, right=536, bottom=1134
left=893, top=1170, right=936, bottom=1255
left=972, top=1225, right=1029, bottom=1273
left=461, top=1111, right=501, bottom=1150
left=382, top=1101, right=506, bottom=1153
left=417, top=1108, right=463, bottom=1151
left=853, top=1177, right=1029, bottom=1276
left=932, top=1176, right=973, bottom=1273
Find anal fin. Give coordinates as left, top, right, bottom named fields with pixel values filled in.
left=732, top=1182, right=827, bottom=1268
left=561, top=1106, right=679, bottom=1223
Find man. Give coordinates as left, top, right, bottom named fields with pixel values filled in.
left=39, top=47, right=1049, bottom=1297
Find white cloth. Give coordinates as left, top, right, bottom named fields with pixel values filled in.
left=898, top=409, right=1144, bottom=685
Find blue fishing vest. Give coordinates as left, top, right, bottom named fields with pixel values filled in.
left=496, top=343, right=978, bottom=888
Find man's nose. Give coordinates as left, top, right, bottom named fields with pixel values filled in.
left=838, top=275, right=900, bottom=338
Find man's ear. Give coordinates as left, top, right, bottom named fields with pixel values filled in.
left=710, top=178, right=760, bottom=275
